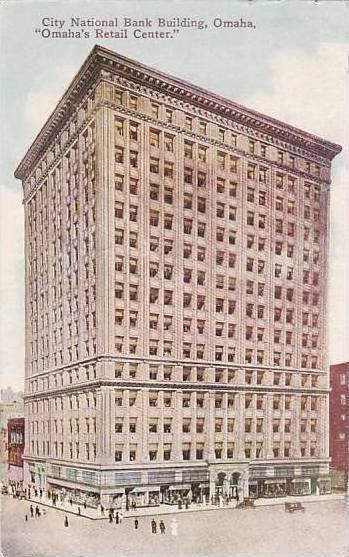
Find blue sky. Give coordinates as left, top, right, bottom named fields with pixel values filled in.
left=1, top=0, right=348, bottom=390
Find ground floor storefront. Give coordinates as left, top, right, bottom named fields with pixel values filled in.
left=23, top=459, right=332, bottom=510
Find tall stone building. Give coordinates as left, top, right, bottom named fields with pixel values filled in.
left=15, top=45, right=341, bottom=508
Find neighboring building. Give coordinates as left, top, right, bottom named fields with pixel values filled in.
left=330, top=362, right=349, bottom=489
left=15, top=45, right=341, bottom=508
left=0, top=399, right=24, bottom=483
left=8, top=418, right=25, bottom=484
left=0, top=388, right=24, bottom=403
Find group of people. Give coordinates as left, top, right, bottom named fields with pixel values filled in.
left=106, top=512, right=171, bottom=536
left=150, top=519, right=166, bottom=534
left=108, top=509, right=124, bottom=524
left=26, top=504, right=44, bottom=520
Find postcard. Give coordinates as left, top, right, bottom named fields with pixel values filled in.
left=0, top=1, right=348, bottom=556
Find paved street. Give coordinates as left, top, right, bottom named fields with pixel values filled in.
left=1, top=495, right=349, bottom=557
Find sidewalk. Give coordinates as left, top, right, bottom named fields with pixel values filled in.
left=24, top=492, right=345, bottom=521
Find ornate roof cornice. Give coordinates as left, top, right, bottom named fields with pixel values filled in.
left=15, top=44, right=341, bottom=181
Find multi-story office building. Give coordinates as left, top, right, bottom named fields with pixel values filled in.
left=15, top=45, right=341, bottom=508
left=329, top=362, right=349, bottom=489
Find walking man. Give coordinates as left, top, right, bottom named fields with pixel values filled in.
left=134, top=518, right=139, bottom=530
left=35, top=505, right=40, bottom=518
left=30, top=505, right=34, bottom=518
left=159, top=520, right=166, bottom=534
left=151, top=519, right=157, bottom=534
left=115, top=511, right=119, bottom=524
left=109, top=512, right=113, bottom=524
left=64, top=515, right=69, bottom=527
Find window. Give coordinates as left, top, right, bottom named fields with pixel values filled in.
left=184, top=141, right=193, bottom=159
left=129, top=123, right=139, bottom=141
left=247, top=164, right=255, bottom=180
left=150, top=130, right=160, bottom=148
left=114, top=117, right=124, bottom=137
left=259, top=191, right=266, bottom=206
left=164, top=161, right=173, bottom=178
left=247, top=211, right=254, bottom=226
left=277, top=150, right=285, bottom=164
left=151, top=103, right=159, bottom=118
left=130, top=151, right=138, bottom=168
left=150, top=157, right=159, bottom=174
left=165, top=134, right=174, bottom=152
left=165, top=109, right=173, bottom=123
left=115, top=174, right=124, bottom=192
left=199, top=120, right=207, bottom=134
left=259, top=168, right=267, bottom=183
left=198, top=198, right=206, bottom=213
left=198, top=146, right=207, bottom=162
left=185, top=116, right=192, bottom=130
left=129, top=95, right=138, bottom=110
left=216, top=203, right=225, bottom=218
left=198, top=172, right=206, bottom=188
left=217, top=152, right=226, bottom=170
left=164, top=187, right=173, bottom=205
left=150, top=183, right=159, bottom=201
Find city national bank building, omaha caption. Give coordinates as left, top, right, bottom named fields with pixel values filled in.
left=15, top=45, right=341, bottom=509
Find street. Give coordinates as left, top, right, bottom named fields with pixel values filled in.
left=1, top=496, right=349, bottom=557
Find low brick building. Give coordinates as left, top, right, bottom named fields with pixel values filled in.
left=329, top=362, right=349, bottom=489
left=8, top=418, right=25, bottom=485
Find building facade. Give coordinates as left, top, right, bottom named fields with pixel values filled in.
left=8, top=418, right=25, bottom=484
left=15, top=45, right=341, bottom=508
left=0, top=400, right=24, bottom=484
left=329, top=362, right=349, bottom=489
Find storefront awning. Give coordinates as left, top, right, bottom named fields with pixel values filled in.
left=291, top=478, right=310, bottom=484
left=264, top=479, right=286, bottom=484
left=168, top=484, right=191, bottom=491
left=198, top=483, right=209, bottom=488
left=129, top=486, right=160, bottom=494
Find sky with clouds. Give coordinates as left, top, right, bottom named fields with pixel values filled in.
left=0, top=0, right=348, bottom=390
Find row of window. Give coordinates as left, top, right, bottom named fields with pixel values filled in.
left=112, top=88, right=323, bottom=179
left=113, top=441, right=318, bottom=462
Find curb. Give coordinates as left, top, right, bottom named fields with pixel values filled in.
left=22, top=493, right=345, bottom=521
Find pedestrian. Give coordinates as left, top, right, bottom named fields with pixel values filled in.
left=30, top=505, right=34, bottom=518
left=119, top=511, right=123, bottom=523
left=25, top=515, right=28, bottom=522
left=101, top=504, right=104, bottom=515
left=159, top=520, right=166, bottom=534
left=134, top=518, right=139, bottom=530
left=39, top=488, right=43, bottom=498
left=77, top=506, right=81, bottom=516
left=109, top=512, right=113, bottom=524
left=69, top=497, right=73, bottom=506
left=83, top=501, right=87, bottom=509
left=35, top=505, right=40, bottom=518
left=64, top=515, right=69, bottom=527
left=151, top=519, right=157, bottom=534
left=115, top=511, right=119, bottom=524
left=34, top=488, right=38, bottom=498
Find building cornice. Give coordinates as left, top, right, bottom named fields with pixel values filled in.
left=23, top=378, right=329, bottom=401
left=15, top=45, right=341, bottom=181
